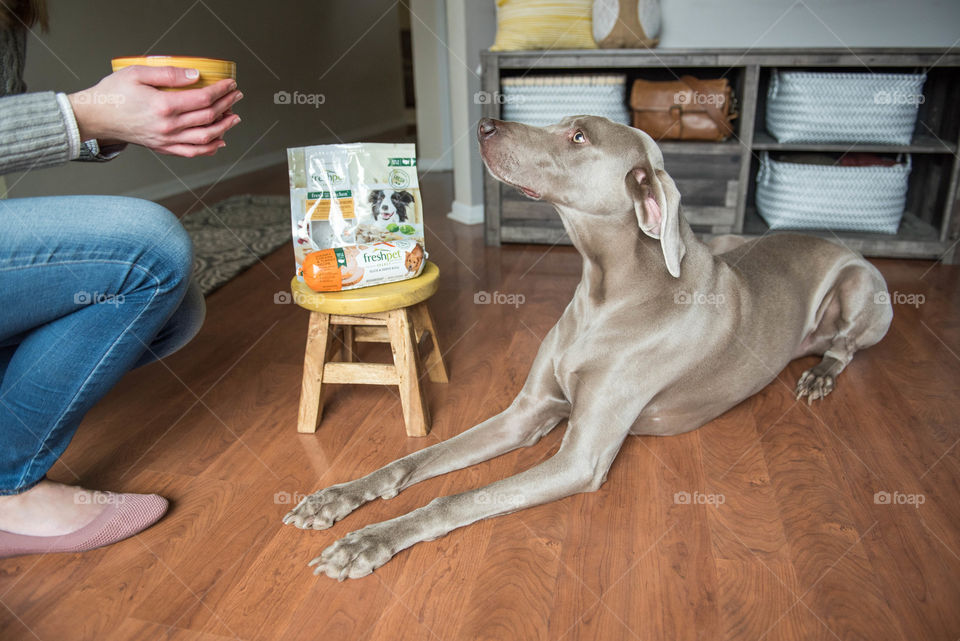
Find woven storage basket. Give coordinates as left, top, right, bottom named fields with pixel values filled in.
left=755, top=152, right=910, bottom=234
left=500, top=74, right=629, bottom=127
left=765, top=71, right=926, bottom=144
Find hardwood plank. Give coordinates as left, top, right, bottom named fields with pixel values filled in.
left=760, top=408, right=905, bottom=640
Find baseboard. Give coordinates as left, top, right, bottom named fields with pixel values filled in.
left=122, top=118, right=409, bottom=202
left=447, top=201, right=484, bottom=225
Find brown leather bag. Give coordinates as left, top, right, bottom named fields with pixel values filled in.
left=629, top=76, right=737, bottom=141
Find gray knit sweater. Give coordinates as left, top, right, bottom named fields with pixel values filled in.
left=0, top=23, right=121, bottom=176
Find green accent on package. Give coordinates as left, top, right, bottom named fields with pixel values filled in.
left=307, top=189, right=353, bottom=199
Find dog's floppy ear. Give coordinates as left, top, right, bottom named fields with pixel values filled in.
left=394, top=190, right=414, bottom=204
left=627, top=166, right=685, bottom=278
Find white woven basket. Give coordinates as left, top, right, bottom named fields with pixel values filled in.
left=765, top=71, right=926, bottom=144
left=501, top=74, right=629, bottom=127
left=755, top=152, right=910, bottom=234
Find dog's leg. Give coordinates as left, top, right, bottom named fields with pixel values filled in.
left=310, top=395, right=640, bottom=580
left=284, top=331, right=569, bottom=530
left=795, top=262, right=893, bottom=403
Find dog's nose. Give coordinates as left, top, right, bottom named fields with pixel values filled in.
left=478, top=118, right=498, bottom=140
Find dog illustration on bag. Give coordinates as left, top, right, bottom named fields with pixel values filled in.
left=368, top=189, right=414, bottom=224
left=404, top=243, right=424, bottom=274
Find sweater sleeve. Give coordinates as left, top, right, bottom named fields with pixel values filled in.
left=77, top=138, right=127, bottom=162
left=0, top=90, right=126, bottom=175
left=0, top=90, right=72, bottom=175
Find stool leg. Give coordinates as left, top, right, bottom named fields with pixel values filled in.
left=298, top=311, right=332, bottom=434
left=387, top=308, right=430, bottom=437
left=341, top=325, right=355, bottom=362
left=412, top=302, right=449, bottom=383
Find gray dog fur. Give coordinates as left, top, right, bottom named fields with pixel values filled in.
left=283, top=116, right=893, bottom=580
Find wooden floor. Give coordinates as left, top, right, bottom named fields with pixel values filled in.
left=2, top=168, right=959, bottom=641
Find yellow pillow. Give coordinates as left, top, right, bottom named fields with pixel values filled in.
left=491, top=0, right=597, bottom=51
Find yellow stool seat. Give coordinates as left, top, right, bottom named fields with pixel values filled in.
left=291, top=261, right=447, bottom=437
left=289, top=261, right=439, bottom=315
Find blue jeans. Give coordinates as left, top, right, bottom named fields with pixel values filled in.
left=0, top=196, right=204, bottom=495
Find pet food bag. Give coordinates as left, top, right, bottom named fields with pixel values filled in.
left=287, top=142, right=426, bottom=291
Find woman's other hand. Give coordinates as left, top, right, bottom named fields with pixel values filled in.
left=68, top=66, right=243, bottom=158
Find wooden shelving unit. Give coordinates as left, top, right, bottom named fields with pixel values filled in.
left=480, top=47, right=960, bottom=262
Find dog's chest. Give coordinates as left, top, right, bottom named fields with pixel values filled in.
left=551, top=315, right=641, bottom=401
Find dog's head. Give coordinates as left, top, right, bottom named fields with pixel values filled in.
left=478, top=116, right=684, bottom=277
left=369, top=189, right=414, bottom=223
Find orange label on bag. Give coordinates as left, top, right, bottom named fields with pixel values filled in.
left=300, top=249, right=344, bottom=292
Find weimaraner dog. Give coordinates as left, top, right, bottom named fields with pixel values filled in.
left=284, top=115, right=893, bottom=580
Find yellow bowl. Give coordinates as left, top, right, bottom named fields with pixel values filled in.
left=111, top=56, right=236, bottom=90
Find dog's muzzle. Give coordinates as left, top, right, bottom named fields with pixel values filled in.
left=478, top=118, right=498, bottom=140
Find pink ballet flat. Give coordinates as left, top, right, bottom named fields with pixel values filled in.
left=0, top=492, right=168, bottom=558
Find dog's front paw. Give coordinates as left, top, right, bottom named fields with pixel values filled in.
left=795, top=369, right=835, bottom=404
left=282, top=485, right=365, bottom=530
left=309, top=524, right=396, bottom=580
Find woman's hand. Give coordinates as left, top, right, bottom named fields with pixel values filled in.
left=68, top=66, right=243, bottom=158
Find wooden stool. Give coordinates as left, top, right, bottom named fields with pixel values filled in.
left=291, top=261, right=448, bottom=437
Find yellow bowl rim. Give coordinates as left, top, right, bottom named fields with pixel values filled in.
left=111, top=55, right=236, bottom=69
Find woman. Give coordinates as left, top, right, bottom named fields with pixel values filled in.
left=0, top=0, right=242, bottom=556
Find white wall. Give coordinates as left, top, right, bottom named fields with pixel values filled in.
left=444, top=0, right=497, bottom=223
left=7, top=0, right=407, bottom=200
left=410, top=0, right=453, bottom=171
left=659, top=0, right=960, bottom=48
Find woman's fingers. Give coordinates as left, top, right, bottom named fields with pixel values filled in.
left=171, top=89, right=242, bottom=131
left=153, top=139, right=226, bottom=158
left=167, top=113, right=240, bottom=146
left=125, top=65, right=203, bottom=90
left=165, top=77, right=237, bottom=113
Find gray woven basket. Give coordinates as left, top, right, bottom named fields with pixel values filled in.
left=766, top=71, right=926, bottom=144
left=501, top=74, right=630, bottom=127
left=755, top=153, right=910, bottom=234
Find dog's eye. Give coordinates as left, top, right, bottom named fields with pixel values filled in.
left=572, top=130, right=586, bottom=144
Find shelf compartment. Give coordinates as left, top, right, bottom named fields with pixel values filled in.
left=733, top=208, right=949, bottom=259
left=658, top=140, right=743, bottom=155
left=751, top=130, right=957, bottom=154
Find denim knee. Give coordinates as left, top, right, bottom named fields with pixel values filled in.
left=115, top=198, right=194, bottom=297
